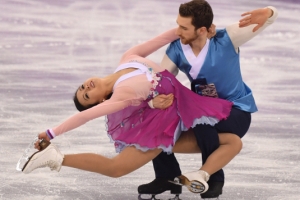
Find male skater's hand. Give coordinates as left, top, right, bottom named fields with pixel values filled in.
left=152, top=94, right=174, bottom=109
left=34, top=132, right=50, bottom=150
left=207, top=24, right=216, bottom=39
left=239, top=7, right=274, bottom=32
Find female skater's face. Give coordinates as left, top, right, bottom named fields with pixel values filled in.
left=76, top=77, right=105, bottom=107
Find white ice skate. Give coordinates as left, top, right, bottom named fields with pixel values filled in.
left=170, top=170, right=210, bottom=194
left=16, top=137, right=64, bottom=173
left=16, top=137, right=49, bottom=171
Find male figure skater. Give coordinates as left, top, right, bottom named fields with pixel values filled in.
left=138, top=0, right=278, bottom=199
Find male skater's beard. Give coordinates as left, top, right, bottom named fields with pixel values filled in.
left=180, top=31, right=199, bottom=45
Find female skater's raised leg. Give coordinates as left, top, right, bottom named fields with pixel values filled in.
left=23, top=144, right=161, bottom=177
left=63, top=146, right=162, bottom=177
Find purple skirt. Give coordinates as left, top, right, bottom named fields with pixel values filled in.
left=106, top=70, right=233, bottom=153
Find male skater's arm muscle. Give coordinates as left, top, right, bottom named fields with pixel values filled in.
left=227, top=6, right=278, bottom=53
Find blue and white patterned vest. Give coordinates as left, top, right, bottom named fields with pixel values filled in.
left=166, top=29, right=257, bottom=113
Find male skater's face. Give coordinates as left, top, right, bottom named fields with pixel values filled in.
left=175, top=14, right=198, bottom=45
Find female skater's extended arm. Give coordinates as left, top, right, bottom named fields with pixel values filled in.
left=119, top=28, right=179, bottom=65
left=36, top=87, right=136, bottom=145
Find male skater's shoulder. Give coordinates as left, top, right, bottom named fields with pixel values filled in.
left=165, top=38, right=182, bottom=66
left=210, top=28, right=236, bottom=50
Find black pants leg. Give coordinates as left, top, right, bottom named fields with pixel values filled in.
left=152, top=152, right=181, bottom=179
left=215, top=107, right=251, bottom=139
left=152, top=107, right=251, bottom=181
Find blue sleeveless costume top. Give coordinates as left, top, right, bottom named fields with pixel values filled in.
left=166, top=29, right=257, bottom=113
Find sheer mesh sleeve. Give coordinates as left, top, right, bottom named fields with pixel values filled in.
left=119, top=28, right=179, bottom=65
left=52, top=86, right=139, bottom=136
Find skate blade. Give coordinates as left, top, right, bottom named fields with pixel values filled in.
left=138, top=194, right=160, bottom=200
left=16, top=137, right=50, bottom=171
left=168, top=175, right=187, bottom=186
left=169, top=176, right=205, bottom=194
left=138, top=194, right=181, bottom=200
left=168, top=180, right=183, bottom=186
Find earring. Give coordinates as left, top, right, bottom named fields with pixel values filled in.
left=102, top=99, right=105, bottom=102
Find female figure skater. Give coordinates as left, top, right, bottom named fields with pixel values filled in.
left=22, top=27, right=240, bottom=195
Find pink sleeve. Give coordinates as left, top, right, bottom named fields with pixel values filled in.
left=119, top=28, right=179, bottom=64
left=52, top=87, right=138, bottom=136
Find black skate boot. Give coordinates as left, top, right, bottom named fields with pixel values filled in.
left=200, top=181, right=223, bottom=199
left=138, top=178, right=182, bottom=200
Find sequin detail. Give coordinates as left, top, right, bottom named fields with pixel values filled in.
left=148, top=68, right=161, bottom=99
left=129, top=60, right=161, bottom=99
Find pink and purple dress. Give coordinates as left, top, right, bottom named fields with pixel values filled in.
left=47, top=29, right=233, bottom=153
left=106, top=62, right=232, bottom=153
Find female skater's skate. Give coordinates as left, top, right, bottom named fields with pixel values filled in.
left=16, top=137, right=62, bottom=173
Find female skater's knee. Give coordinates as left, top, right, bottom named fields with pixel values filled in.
left=232, top=135, right=243, bottom=153
left=98, top=159, right=126, bottom=178
left=106, top=169, right=126, bottom=178
left=107, top=164, right=127, bottom=178
left=226, top=134, right=243, bottom=154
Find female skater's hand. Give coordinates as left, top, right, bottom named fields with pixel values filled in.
left=207, top=24, right=216, bottom=39
left=34, top=132, right=50, bottom=150
left=239, top=7, right=273, bottom=32
left=152, top=94, right=174, bottom=110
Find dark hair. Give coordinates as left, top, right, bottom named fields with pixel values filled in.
left=73, top=90, right=113, bottom=112
left=179, top=0, right=213, bottom=31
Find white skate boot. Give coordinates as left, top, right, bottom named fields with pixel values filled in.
left=172, top=170, right=210, bottom=194
left=22, top=143, right=64, bottom=174
left=16, top=137, right=51, bottom=172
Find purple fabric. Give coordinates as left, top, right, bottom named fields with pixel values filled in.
left=106, top=70, right=233, bottom=153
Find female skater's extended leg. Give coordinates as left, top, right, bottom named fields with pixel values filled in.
left=23, top=144, right=162, bottom=177
left=63, top=146, right=162, bottom=177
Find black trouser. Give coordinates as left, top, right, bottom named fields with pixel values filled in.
left=152, top=107, right=251, bottom=182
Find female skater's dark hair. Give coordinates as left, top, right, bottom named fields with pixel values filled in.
left=73, top=91, right=113, bottom=112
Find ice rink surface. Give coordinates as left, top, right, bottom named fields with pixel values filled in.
left=1, top=0, right=300, bottom=199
